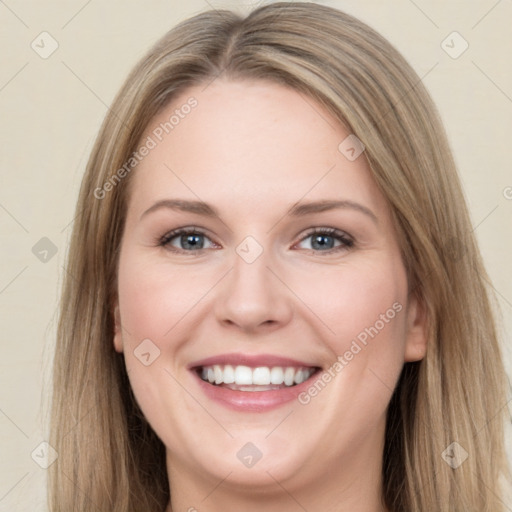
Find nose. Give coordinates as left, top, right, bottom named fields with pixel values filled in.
left=214, top=248, right=293, bottom=334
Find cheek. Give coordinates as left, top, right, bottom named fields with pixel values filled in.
left=117, top=253, right=219, bottom=343
left=116, top=254, right=206, bottom=441
left=292, top=256, right=409, bottom=374
left=287, top=258, right=409, bottom=445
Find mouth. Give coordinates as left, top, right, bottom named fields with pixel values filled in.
left=189, top=354, right=322, bottom=411
left=196, top=364, right=318, bottom=392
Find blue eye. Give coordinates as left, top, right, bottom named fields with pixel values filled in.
left=159, top=227, right=354, bottom=255
left=160, top=228, right=216, bottom=252
left=297, top=228, right=354, bottom=252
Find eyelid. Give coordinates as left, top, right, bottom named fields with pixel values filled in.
left=292, top=226, right=355, bottom=253
left=295, top=226, right=354, bottom=243
left=160, top=226, right=207, bottom=243
left=158, top=226, right=355, bottom=254
left=159, top=226, right=219, bottom=253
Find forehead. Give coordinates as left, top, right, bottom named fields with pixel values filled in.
left=127, top=79, right=388, bottom=218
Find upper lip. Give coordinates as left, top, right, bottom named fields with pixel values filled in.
left=188, top=353, right=321, bottom=370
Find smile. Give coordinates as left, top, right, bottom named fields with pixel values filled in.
left=198, top=364, right=317, bottom=391
left=190, top=354, right=322, bottom=411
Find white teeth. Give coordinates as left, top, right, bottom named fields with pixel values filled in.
left=284, top=367, right=295, bottom=386
left=234, top=365, right=253, bottom=385
left=270, top=367, right=285, bottom=385
left=214, top=365, right=223, bottom=385
left=223, top=364, right=235, bottom=384
left=294, top=369, right=306, bottom=384
left=198, top=364, right=315, bottom=388
left=252, top=367, right=271, bottom=385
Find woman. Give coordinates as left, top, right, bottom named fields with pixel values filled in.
left=49, top=3, right=511, bottom=511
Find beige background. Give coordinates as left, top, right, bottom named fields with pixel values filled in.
left=0, top=1, right=511, bottom=510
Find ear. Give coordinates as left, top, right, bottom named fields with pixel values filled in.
left=113, top=303, right=124, bottom=353
left=404, top=292, right=428, bottom=362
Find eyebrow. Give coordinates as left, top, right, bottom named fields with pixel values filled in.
left=141, top=199, right=219, bottom=219
left=140, top=198, right=378, bottom=224
left=288, top=199, right=377, bottom=224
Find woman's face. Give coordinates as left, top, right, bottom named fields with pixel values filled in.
left=114, top=79, right=426, bottom=503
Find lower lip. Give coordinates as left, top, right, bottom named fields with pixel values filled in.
left=191, top=370, right=320, bottom=412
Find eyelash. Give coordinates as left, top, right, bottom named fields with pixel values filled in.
left=158, top=226, right=355, bottom=255
left=297, top=227, right=354, bottom=253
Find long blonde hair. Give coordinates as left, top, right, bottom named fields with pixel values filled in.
left=49, top=3, right=511, bottom=511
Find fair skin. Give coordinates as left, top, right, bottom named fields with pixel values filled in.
left=113, top=79, right=427, bottom=512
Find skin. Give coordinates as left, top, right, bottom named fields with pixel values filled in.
left=113, top=79, right=427, bottom=512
